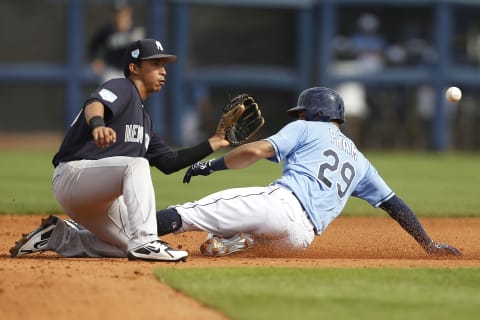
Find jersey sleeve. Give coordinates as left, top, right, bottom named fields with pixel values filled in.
left=84, top=79, right=133, bottom=121
left=351, top=161, right=395, bottom=207
left=264, top=121, right=307, bottom=163
left=145, top=132, right=170, bottom=160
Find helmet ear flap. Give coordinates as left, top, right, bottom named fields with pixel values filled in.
left=311, top=110, right=323, bottom=121
left=336, top=99, right=345, bottom=123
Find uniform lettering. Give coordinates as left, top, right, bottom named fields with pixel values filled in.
left=329, top=128, right=358, bottom=161
left=124, top=125, right=144, bottom=144
left=318, top=149, right=356, bottom=199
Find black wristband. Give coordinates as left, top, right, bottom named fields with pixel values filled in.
left=89, top=116, right=105, bottom=130
left=209, top=157, right=228, bottom=171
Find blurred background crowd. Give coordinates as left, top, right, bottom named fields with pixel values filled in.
left=0, top=0, right=479, bottom=150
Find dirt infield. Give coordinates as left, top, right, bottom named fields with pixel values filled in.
left=1, top=215, right=479, bottom=320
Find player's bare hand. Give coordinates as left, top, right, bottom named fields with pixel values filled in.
left=210, top=103, right=245, bottom=150
left=208, top=134, right=230, bottom=151
left=426, top=242, right=462, bottom=256
left=92, top=127, right=116, bottom=148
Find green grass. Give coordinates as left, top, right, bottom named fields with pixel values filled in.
left=0, top=148, right=479, bottom=216
left=0, top=150, right=58, bottom=213
left=156, top=267, right=480, bottom=320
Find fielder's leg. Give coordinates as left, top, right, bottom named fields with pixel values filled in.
left=52, top=157, right=187, bottom=261
left=10, top=214, right=126, bottom=258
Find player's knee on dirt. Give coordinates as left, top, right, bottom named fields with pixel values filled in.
left=156, top=208, right=182, bottom=235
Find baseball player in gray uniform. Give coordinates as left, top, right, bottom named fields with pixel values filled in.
left=154, top=87, right=462, bottom=257
left=10, top=38, right=233, bottom=262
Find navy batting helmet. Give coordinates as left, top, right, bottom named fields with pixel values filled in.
left=287, top=87, right=345, bottom=123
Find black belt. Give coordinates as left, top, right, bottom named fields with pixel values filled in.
left=291, top=191, right=305, bottom=211
left=290, top=191, right=317, bottom=233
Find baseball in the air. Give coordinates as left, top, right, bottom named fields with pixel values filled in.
left=445, top=86, right=462, bottom=103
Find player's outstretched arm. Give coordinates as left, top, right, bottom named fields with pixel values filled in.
left=183, top=140, right=275, bottom=184
left=379, top=196, right=462, bottom=256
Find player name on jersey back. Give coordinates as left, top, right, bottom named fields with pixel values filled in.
left=329, top=128, right=359, bottom=160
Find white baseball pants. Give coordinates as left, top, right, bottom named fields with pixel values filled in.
left=173, top=184, right=316, bottom=249
left=49, top=156, right=158, bottom=257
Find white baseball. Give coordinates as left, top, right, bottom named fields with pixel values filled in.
left=445, top=87, right=462, bottom=103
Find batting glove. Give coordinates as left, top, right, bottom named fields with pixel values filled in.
left=183, top=161, right=214, bottom=184
left=183, top=158, right=228, bottom=184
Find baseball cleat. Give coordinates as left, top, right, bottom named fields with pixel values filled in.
left=200, top=233, right=254, bottom=256
left=127, top=240, right=188, bottom=262
left=10, top=215, right=59, bottom=257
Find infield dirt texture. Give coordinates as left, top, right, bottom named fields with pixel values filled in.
left=1, top=215, right=479, bottom=320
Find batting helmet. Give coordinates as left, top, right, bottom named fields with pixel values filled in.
left=287, top=87, right=345, bottom=123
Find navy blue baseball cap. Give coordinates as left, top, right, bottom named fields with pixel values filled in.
left=123, top=38, right=176, bottom=77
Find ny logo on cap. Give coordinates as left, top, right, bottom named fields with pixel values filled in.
left=155, top=41, right=163, bottom=51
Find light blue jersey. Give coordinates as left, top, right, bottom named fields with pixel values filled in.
left=265, top=120, right=394, bottom=234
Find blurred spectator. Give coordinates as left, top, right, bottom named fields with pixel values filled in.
left=386, top=23, right=435, bottom=67
left=384, top=24, right=435, bottom=149
left=334, top=13, right=387, bottom=146
left=88, top=0, right=145, bottom=82
left=414, top=84, right=435, bottom=148
left=334, top=13, right=387, bottom=75
left=336, top=82, right=368, bottom=147
left=466, top=22, right=480, bottom=66
left=350, top=13, right=387, bottom=73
